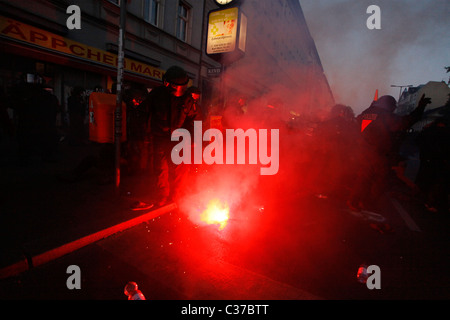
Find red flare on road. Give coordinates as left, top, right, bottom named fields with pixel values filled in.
left=200, top=199, right=230, bottom=230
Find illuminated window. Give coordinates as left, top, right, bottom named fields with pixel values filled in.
left=143, top=0, right=160, bottom=26
left=176, top=1, right=190, bottom=42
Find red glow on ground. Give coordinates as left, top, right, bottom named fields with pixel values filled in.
left=200, top=199, right=230, bottom=230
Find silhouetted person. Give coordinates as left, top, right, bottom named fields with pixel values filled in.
left=12, top=83, right=60, bottom=164
left=68, top=86, right=86, bottom=146
left=183, top=86, right=203, bottom=136
left=39, top=86, right=60, bottom=161
left=314, top=104, right=360, bottom=199
left=131, top=66, right=194, bottom=210
left=124, top=85, right=151, bottom=175
left=348, top=94, right=431, bottom=211
left=0, top=92, right=14, bottom=141
left=416, top=108, right=450, bottom=214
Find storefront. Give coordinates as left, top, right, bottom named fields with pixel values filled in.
left=0, top=14, right=166, bottom=120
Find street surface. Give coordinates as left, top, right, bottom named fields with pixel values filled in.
left=1, top=182, right=449, bottom=301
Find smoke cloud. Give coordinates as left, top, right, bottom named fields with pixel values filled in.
left=300, top=0, right=450, bottom=115
left=178, top=0, right=358, bottom=227
left=177, top=0, right=450, bottom=228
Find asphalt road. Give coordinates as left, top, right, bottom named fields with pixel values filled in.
left=1, top=185, right=449, bottom=302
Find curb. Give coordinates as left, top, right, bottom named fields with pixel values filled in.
left=0, top=259, right=30, bottom=280
left=0, top=203, right=177, bottom=279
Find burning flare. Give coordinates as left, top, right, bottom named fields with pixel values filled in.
left=200, top=199, right=230, bottom=230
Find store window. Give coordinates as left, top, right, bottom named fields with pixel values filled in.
left=143, top=0, right=160, bottom=26
left=176, top=1, right=190, bottom=42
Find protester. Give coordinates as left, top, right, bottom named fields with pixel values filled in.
left=347, top=94, right=431, bottom=212
left=39, top=85, right=61, bottom=161
left=314, top=104, right=360, bottom=200
left=131, top=66, right=194, bottom=210
left=0, top=91, right=14, bottom=141
left=183, top=86, right=203, bottom=136
left=11, top=82, right=60, bottom=164
left=221, top=92, right=247, bottom=130
left=124, top=84, right=151, bottom=175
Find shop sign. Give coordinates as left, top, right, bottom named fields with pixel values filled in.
left=207, top=67, right=222, bottom=77
left=0, top=15, right=164, bottom=81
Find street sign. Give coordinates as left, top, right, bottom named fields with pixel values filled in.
left=207, top=67, right=222, bottom=77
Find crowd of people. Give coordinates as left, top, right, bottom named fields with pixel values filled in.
left=217, top=85, right=449, bottom=215
left=300, top=92, right=449, bottom=215
left=1, top=66, right=449, bottom=216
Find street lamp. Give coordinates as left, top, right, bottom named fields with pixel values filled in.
left=391, top=84, right=413, bottom=101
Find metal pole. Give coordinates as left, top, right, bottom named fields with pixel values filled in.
left=197, top=0, right=207, bottom=86
left=115, top=0, right=127, bottom=195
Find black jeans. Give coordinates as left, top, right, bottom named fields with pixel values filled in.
left=153, top=138, right=189, bottom=202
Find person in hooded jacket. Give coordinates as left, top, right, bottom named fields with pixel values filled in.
left=415, top=107, right=450, bottom=214
left=131, top=66, right=194, bottom=210
left=347, top=94, right=431, bottom=211
left=314, top=104, right=360, bottom=199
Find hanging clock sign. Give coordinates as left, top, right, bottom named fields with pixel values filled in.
left=206, top=5, right=247, bottom=64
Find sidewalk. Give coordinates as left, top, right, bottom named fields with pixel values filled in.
left=0, top=137, right=167, bottom=278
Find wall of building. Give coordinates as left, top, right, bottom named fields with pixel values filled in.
left=0, top=0, right=333, bottom=125
left=212, top=0, right=334, bottom=119
left=397, top=81, right=450, bottom=116
left=0, top=0, right=217, bottom=113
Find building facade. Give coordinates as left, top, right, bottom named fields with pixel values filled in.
left=217, top=0, right=334, bottom=118
left=396, top=81, right=450, bottom=132
left=0, top=0, right=214, bottom=113
left=0, top=0, right=333, bottom=129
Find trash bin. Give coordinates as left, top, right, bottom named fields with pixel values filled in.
left=89, top=92, right=126, bottom=143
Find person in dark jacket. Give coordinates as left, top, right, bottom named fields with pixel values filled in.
left=68, top=86, right=86, bottom=146
left=314, top=104, right=361, bottom=199
left=124, top=85, right=150, bottom=175
left=13, top=83, right=60, bottom=163
left=416, top=107, right=450, bottom=214
left=347, top=94, right=431, bottom=211
left=182, top=86, right=203, bottom=136
left=131, top=66, right=193, bottom=210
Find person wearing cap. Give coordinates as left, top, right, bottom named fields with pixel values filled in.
left=131, top=66, right=192, bottom=210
